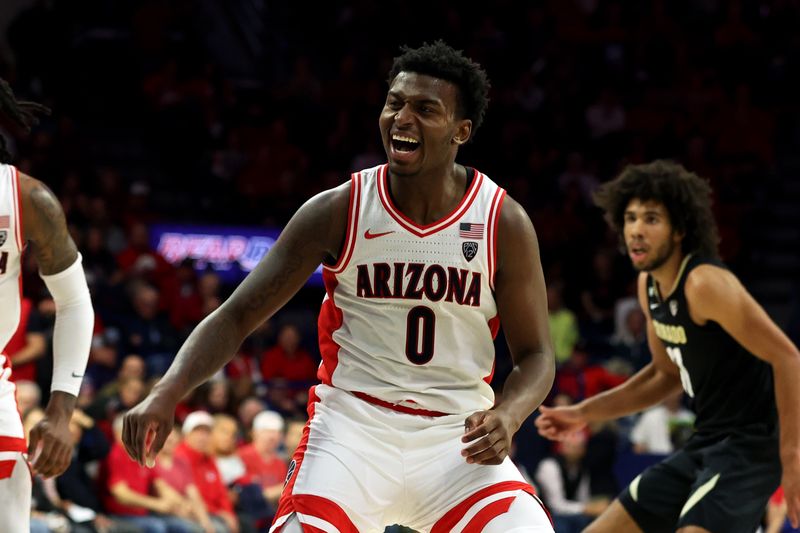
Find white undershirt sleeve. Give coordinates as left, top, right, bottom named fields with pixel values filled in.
left=40, top=253, right=94, bottom=396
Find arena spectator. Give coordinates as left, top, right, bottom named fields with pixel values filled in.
left=154, top=426, right=219, bottom=533
left=236, top=397, right=266, bottom=433
left=116, top=282, right=179, bottom=376
left=535, top=430, right=610, bottom=533
left=174, top=411, right=240, bottom=533
left=237, top=410, right=287, bottom=506
left=547, top=282, right=580, bottom=364
left=555, top=346, right=627, bottom=402
left=101, top=414, right=199, bottom=533
left=6, top=297, right=47, bottom=382
left=15, top=379, right=41, bottom=416
left=211, top=414, right=246, bottom=486
left=630, top=390, right=695, bottom=455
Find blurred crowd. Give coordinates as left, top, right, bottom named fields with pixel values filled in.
left=2, top=0, right=800, bottom=531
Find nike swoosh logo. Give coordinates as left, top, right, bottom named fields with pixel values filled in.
left=72, top=372, right=84, bottom=378
left=364, top=229, right=395, bottom=239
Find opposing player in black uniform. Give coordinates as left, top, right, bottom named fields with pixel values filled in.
left=536, top=160, right=800, bottom=533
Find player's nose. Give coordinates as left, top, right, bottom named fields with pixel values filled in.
left=394, top=103, right=414, bottom=126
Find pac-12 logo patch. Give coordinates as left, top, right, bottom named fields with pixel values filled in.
left=284, top=459, right=297, bottom=487
left=669, top=300, right=678, bottom=316
left=0, top=230, right=6, bottom=247
left=462, top=241, right=478, bottom=262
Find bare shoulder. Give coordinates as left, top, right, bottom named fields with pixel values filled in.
left=18, top=172, right=78, bottom=274
left=498, top=194, right=533, bottom=230
left=684, top=263, right=741, bottom=300
left=497, top=194, right=537, bottom=248
left=294, top=179, right=352, bottom=262
left=19, top=172, right=63, bottom=226
left=495, top=193, right=540, bottom=275
left=684, top=263, right=745, bottom=323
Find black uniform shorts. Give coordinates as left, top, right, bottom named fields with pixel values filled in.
left=619, top=427, right=781, bottom=533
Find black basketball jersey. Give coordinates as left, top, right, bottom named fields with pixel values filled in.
left=647, top=254, right=776, bottom=435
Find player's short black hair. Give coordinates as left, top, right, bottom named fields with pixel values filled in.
left=388, top=40, right=490, bottom=137
left=594, top=160, right=720, bottom=259
left=0, top=79, right=50, bottom=164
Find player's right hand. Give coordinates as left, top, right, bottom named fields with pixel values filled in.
left=534, top=405, right=588, bottom=441
left=122, top=391, right=176, bottom=467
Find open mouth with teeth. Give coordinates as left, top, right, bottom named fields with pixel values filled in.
left=391, top=134, right=421, bottom=153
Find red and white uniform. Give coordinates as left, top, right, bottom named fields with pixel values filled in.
left=0, top=164, right=31, bottom=533
left=318, top=163, right=503, bottom=416
left=273, top=165, right=552, bottom=532
left=0, top=163, right=26, bottom=451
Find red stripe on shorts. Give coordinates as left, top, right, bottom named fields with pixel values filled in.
left=295, top=494, right=359, bottom=533
left=0, top=459, right=15, bottom=479
left=463, top=496, right=515, bottom=532
left=431, top=480, right=535, bottom=533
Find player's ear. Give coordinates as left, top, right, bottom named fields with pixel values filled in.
left=451, top=119, right=472, bottom=145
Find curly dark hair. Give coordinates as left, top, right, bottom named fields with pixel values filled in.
left=593, top=160, right=720, bottom=259
left=387, top=40, right=490, bottom=138
left=0, top=78, right=50, bottom=163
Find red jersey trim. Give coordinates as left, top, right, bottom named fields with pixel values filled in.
left=352, top=391, right=448, bottom=417
left=377, top=164, right=485, bottom=238
left=12, top=167, right=24, bottom=303
left=431, top=480, right=536, bottom=533
left=325, top=173, right=361, bottom=274
left=316, top=270, right=342, bottom=386
left=11, top=166, right=22, bottom=252
left=487, top=188, right=506, bottom=291
left=0, top=436, right=27, bottom=453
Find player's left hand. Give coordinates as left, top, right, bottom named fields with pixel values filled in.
left=461, top=409, right=519, bottom=465
left=27, top=412, right=73, bottom=478
left=782, top=464, right=800, bottom=528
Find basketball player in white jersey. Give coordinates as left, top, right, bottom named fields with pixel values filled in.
left=0, top=79, right=94, bottom=533
left=124, top=41, right=555, bottom=532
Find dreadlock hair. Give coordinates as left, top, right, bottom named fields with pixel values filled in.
left=387, top=40, right=490, bottom=139
left=0, top=78, right=51, bottom=164
left=593, top=159, right=721, bottom=259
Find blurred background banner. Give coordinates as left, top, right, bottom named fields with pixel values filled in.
left=150, top=223, right=324, bottom=285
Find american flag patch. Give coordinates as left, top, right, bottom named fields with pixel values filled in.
left=0, top=215, right=8, bottom=229
left=459, top=222, right=484, bottom=239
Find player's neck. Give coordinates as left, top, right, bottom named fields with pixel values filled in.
left=650, top=250, right=686, bottom=300
left=387, top=163, right=467, bottom=226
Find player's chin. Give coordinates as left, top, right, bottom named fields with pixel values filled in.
left=388, top=160, right=420, bottom=176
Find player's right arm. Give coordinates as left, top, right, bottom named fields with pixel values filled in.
left=536, top=272, right=682, bottom=440
left=123, top=182, right=351, bottom=465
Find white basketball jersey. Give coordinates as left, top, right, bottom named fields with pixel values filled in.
left=0, top=164, right=23, bottom=352
left=318, top=164, right=506, bottom=415
left=0, top=164, right=25, bottom=447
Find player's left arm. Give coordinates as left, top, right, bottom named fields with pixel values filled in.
left=462, top=195, right=555, bottom=465
left=686, top=264, right=800, bottom=527
left=19, top=173, right=94, bottom=478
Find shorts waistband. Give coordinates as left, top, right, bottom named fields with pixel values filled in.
left=0, top=436, right=27, bottom=453
left=351, top=391, right=448, bottom=417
